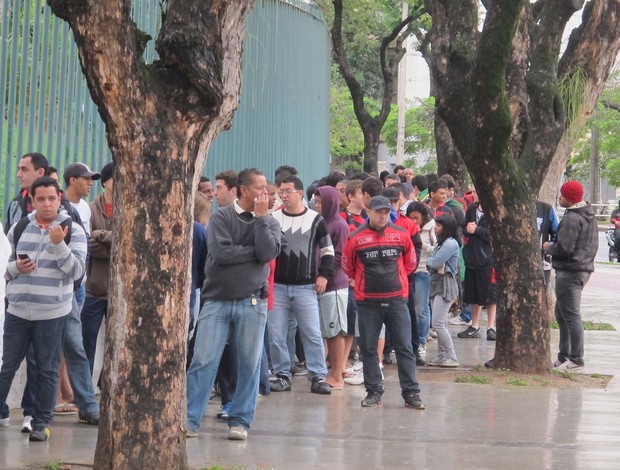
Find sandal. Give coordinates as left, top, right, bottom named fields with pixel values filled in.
left=54, top=402, right=79, bottom=414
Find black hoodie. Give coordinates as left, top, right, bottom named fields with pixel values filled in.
left=550, top=202, right=598, bottom=272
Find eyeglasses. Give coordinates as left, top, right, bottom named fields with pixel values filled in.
left=278, top=189, right=300, bottom=196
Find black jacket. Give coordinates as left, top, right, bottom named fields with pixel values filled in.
left=550, top=202, right=598, bottom=272
left=462, top=202, right=494, bottom=269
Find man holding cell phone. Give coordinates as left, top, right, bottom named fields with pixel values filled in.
left=0, top=176, right=87, bottom=442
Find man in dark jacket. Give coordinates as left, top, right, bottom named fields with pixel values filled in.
left=544, top=181, right=598, bottom=372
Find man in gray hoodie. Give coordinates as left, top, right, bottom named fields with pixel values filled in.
left=543, top=180, right=598, bottom=372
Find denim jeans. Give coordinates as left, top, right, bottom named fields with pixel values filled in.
left=0, top=313, right=67, bottom=428
left=357, top=301, right=420, bottom=394
left=63, top=295, right=99, bottom=413
left=187, top=296, right=267, bottom=432
left=81, top=297, right=108, bottom=374
left=268, top=283, right=327, bottom=380
left=555, top=270, right=590, bottom=366
left=414, top=272, right=431, bottom=347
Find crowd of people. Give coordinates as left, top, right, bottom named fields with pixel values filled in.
left=0, top=154, right=598, bottom=443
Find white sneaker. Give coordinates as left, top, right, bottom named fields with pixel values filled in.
left=448, top=316, right=472, bottom=326
left=228, top=426, right=247, bottom=441
left=418, top=346, right=427, bottom=356
left=438, top=358, right=460, bottom=368
left=344, top=361, right=363, bottom=375
left=379, top=363, right=384, bottom=381
left=186, top=429, right=199, bottom=438
left=21, top=416, right=32, bottom=433
left=343, top=370, right=364, bottom=385
left=554, top=360, right=584, bottom=373
left=0, top=417, right=9, bottom=428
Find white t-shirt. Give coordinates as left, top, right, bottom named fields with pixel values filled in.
left=71, top=199, right=92, bottom=236
left=0, top=223, right=11, bottom=369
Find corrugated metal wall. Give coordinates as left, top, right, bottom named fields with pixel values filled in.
left=0, top=0, right=330, bottom=217
left=207, top=0, right=331, bottom=185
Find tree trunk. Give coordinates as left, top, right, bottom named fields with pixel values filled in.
left=47, top=1, right=254, bottom=468
left=362, top=125, right=381, bottom=174
left=434, top=115, right=468, bottom=192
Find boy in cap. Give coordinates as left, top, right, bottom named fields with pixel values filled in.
left=543, top=180, right=598, bottom=372
left=342, top=196, right=424, bottom=409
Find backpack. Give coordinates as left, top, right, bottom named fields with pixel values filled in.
left=13, top=217, right=84, bottom=291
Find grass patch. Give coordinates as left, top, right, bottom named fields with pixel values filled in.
left=45, top=461, right=63, bottom=470
left=590, top=373, right=604, bottom=379
left=553, top=369, right=576, bottom=381
left=506, top=377, right=528, bottom=386
left=549, top=320, right=615, bottom=331
left=531, top=375, right=550, bottom=386
left=455, top=375, right=492, bottom=384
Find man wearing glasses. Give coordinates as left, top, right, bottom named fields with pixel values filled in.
left=269, top=175, right=335, bottom=395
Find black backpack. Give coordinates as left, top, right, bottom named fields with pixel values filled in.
left=13, top=217, right=84, bottom=291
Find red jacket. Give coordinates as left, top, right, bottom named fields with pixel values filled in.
left=342, top=222, right=416, bottom=303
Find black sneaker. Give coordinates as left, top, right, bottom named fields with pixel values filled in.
left=361, top=391, right=383, bottom=407
left=79, top=410, right=99, bottom=425
left=310, top=379, right=332, bottom=395
left=487, top=328, right=496, bottom=341
left=402, top=391, right=425, bottom=410
left=415, top=354, right=426, bottom=366
left=269, top=375, right=292, bottom=392
left=29, top=426, right=50, bottom=442
left=484, top=357, right=495, bottom=368
left=382, top=352, right=394, bottom=365
left=457, top=326, right=480, bottom=338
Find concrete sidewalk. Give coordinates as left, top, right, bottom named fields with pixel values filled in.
left=1, top=265, right=619, bottom=469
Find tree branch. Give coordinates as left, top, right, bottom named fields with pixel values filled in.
left=602, top=100, right=620, bottom=112
left=331, top=0, right=370, bottom=125
left=377, top=14, right=417, bottom=124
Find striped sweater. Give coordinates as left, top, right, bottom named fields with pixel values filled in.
left=5, top=211, right=87, bottom=320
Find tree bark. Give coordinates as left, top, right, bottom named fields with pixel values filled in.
left=427, top=0, right=620, bottom=374
left=47, top=1, right=254, bottom=468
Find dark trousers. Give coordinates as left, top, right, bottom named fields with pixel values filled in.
left=555, top=270, right=590, bottom=366
left=357, top=301, right=420, bottom=394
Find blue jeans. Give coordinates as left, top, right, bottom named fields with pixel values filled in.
left=81, top=297, right=108, bottom=374
left=555, top=270, right=590, bottom=366
left=268, top=283, right=327, bottom=380
left=414, top=272, right=431, bottom=346
left=63, top=294, right=99, bottom=414
left=187, top=296, right=267, bottom=432
left=357, top=301, right=420, bottom=394
left=0, top=313, right=67, bottom=428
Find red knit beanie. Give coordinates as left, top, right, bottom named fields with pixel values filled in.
left=560, top=180, right=584, bottom=204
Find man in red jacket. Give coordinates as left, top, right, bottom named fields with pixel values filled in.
left=342, top=196, right=425, bottom=410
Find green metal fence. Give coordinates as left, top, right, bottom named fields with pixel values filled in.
left=0, top=0, right=330, bottom=219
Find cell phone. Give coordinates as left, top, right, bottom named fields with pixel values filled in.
left=17, top=253, right=30, bottom=261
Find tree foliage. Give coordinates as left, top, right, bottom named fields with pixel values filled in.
left=382, top=97, right=435, bottom=160
left=570, top=77, right=620, bottom=187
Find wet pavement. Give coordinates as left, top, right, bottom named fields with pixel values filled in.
left=1, top=265, right=619, bottom=469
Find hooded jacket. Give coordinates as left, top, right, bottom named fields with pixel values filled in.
left=315, top=186, right=350, bottom=292
left=5, top=211, right=87, bottom=320
left=550, top=202, right=598, bottom=272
